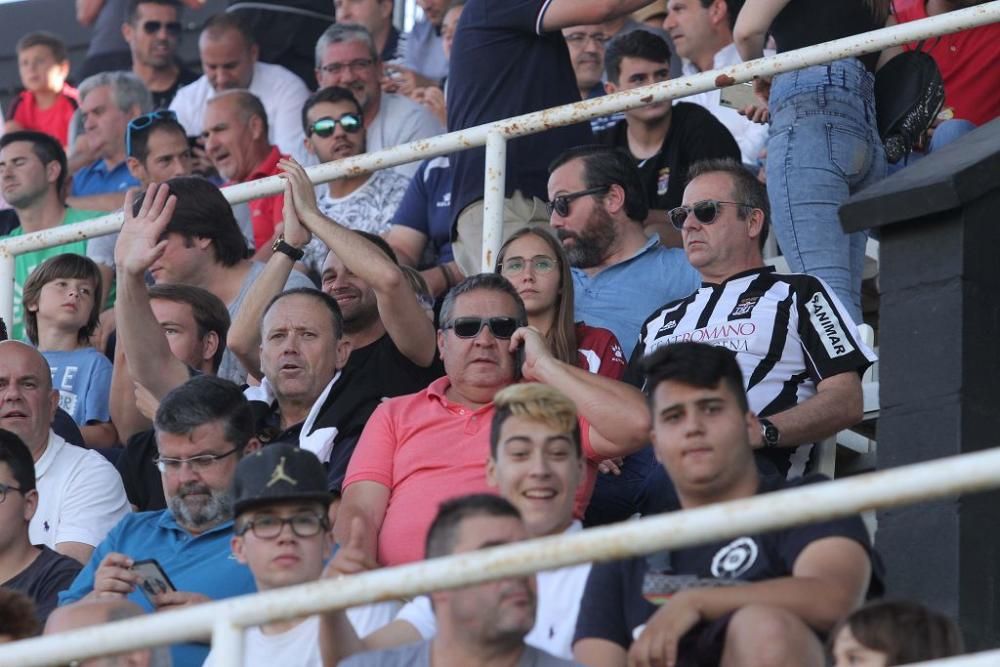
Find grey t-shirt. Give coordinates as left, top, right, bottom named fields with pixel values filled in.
left=217, top=261, right=315, bottom=384
left=340, top=641, right=582, bottom=667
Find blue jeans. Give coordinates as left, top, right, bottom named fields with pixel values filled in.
left=766, top=58, right=886, bottom=324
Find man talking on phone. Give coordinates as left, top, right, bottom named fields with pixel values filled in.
left=58, top=376, right=259, bottom=667
left=335, top=272, right=651, bottom=569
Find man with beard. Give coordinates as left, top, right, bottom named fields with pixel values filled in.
left=122, top=0, right=200, bottom=110
left=58, top=375, right=259, bottom=667
left=547, top=144, right=698, bottom=359
left=297, top=86, right=410, bottom=277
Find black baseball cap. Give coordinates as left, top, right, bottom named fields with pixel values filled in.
left=231, top=444, right=332, bottom=517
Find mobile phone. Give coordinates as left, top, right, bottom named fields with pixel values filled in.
left=719, top=82, right=758, bottom=110
left=132, top=559, right=177, bottom=603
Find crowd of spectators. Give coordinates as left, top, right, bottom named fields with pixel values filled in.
left=0, top=0, right=997, bottom=664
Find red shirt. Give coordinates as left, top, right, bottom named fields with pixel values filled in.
left=894, top=0, right=1000, bottom=127
left=7, top=84, right=78, bottom=147
left=240, top=145, right=286, bottom=250
left=576, top=322, right=627, bottom=381
left=344, top=376, right=601, bottom=567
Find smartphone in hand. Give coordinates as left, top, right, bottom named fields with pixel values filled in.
left=132, top=559, right=177, bottom=604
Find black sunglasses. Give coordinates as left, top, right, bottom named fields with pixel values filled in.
left=308, top=114, right=363, bottom=137
left=546, top=186, right=610, bottom=218
left=126, top=109, right=178, bottom=157
left=443, top=316, right=521, bottom=339
left=141, top=20, right=182, bottom=36
left=668, top=200, right=753, bottom=230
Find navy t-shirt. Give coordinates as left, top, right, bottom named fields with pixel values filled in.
left=391, top=156, right=456, bottom=264
left=573, top=475, right=881, bottom=650
left=447, top=0, right=594, bottom=224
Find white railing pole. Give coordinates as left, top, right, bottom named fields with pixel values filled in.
left=481, top=131, right=508, bottom=272
left=5, top=446, right=1000, bottom=666
left=210, top=620, right=244, bottom=667
left=0, top=251, right=13, bottom=334
left=911, top=651, right=1000, bottom=666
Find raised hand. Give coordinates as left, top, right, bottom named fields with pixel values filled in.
left=323, top=516, right=377, bottom=579
left=279, top=178, right=311, bottom=249
left=277, top=158, right=321, bottom=226
left=115, top=183, right=177, bottom=278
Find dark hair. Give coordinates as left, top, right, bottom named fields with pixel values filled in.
left=0, top=590, right=39, bottom=640
left=425, top=494, right=521, bottom=560
left=641, top=342, right=748, bottom=413
left=490, top=384, right=581, bottom=459
left=127, top=0, right=182, bottom=24
left=0, top=429, right=37, bottom=494
left=209, top=89, right=270, bottom=140
left=686, top=157, right=770, bottom=250
left=21, top=253, right=104, bottom=346
left=0, top=131, right=68, bottom=196
left=133, top=176, right=249, bottom=267
left=549, top=145, right=648, bottom=223
left=263, top=288, right=344, bottom=340
left=154, top=375, right=255, bottom=451
left=201, top=12, right=256, bottom=47
left=301, top=86, right=364, bottom=133
left=439, top=273, right=527, bottom=330
left=605, top=30, right=672, bottom=85
left=830, top=600, right=964, bottom=665
left=128, top=116, right=187, bottom=162
left=15, top=31, right=68, bottom=63
left=693, top=0, right=746, bottom=32
left=148, top=283, right=231, bottom=372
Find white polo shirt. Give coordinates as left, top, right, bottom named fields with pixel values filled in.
left=30, top=431, right=130, bottom=550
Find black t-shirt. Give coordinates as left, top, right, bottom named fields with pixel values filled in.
left=573, top=475, right=881, bottom=650
left=116, top=430, right=165, bottom=512
left=3, top=545, right=82, bottom=625
left=770, top=0, right=882, bottom=72
left=151, top=66, right=199, bottom=110
left=447, top=0, right=594, bottom=222
left=596, top=103, right=741, bottom=213
left=0, top=210, right=19, bottom=237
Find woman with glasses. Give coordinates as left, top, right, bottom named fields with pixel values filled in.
left=495, top=226, right=626, bottom=381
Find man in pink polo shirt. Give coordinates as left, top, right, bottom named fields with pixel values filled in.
left=336, top=272, right=651, bottom=567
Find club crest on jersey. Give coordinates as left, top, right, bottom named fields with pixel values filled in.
left=657, top=167, right=670, bottom=196
left=711, top=537, right=759, bottom=579
left=655, top=320, right=678, bottom=337
left=730, top=296, right=759, bottom=318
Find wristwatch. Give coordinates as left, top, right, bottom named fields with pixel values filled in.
left=272, top=235, right=304, bottom=261
left=759, top=418, right=780, bottom=449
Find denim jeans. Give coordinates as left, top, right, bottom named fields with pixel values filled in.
left=766, top=58, right=886, bottom=324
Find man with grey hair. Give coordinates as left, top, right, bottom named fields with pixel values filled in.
left=44, top=598, right=171, bottom=667
left=315, top=23, right=443, bottom=177
left=58, top=375, right=258, bottom=667
left=170, top=13, right=310, bottom=162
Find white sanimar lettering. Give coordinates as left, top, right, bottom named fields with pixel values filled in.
left=808, top=293, right=850, bottom=358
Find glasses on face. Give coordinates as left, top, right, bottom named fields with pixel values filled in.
left=308, top=113, right=363, bottom=137
left=0, top=483, right=24, bottom=504
left=500, top=255, right=558, bottom=276
left=443, top=316, right=521, bottom=339
left=141, top=20, right=182, bottom=36
left=318, top=58, right=375, bottom=77
left=668, top=200, right=754, bottom=231
left=564, top=32, right=609, bottom=47
left=126, top=109, right=178, bottom=158
left=237, top=512, right=328, bottom=539
left=547, top=186, right=610, bottom=218
left=154, top=446, right=239, bottom=474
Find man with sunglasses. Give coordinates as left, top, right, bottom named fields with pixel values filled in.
left=336, top=272, right=650, bottom=568
left=122, top=0, right=199, bottom=110
left=629, top=158, right=876, bottom=483
left=59, top=375, right=258, bottom=667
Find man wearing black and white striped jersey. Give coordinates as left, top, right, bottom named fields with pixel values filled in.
left=626, top=158, right=876, bottom=480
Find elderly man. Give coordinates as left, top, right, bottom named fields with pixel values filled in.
left=122, top=0, right=200, bottom=109
left=58, top=375, right=259, bottom=667
left=0, top=341, right=129, bottom=565
left=169, top=13, right=311, bottom=162
left=562, top=25, right=623, bottom=133
left=336, top=272, right=650, bottom=567
left=315, top=24, right=443, bottom=177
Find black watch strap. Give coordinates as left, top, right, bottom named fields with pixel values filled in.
left=272, top=236, right=304, bottom=261
left=759, top=418, right=780, bottom=449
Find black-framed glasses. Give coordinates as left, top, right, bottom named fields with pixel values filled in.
left=443, top=316, right=521, bottom=339
left=0, top=483, right=23, bottom=504
left=237, top=512, right=328, bottom=539
left=141, top=20, right=182, bottom=36
left=126, top=109, right=178, bottom=158
left=154, top=446, right=239, bottom=474
left=500, top=255, right=557, bottom=276
left=318, top=58, right=375, bottom=77
left=308, top=113, right=363, bottom=137
left=668, top=200, right=754, bottom=230
left=547, top=186, right=610, bottom=218
left=563, top=32, right=609, bottom=47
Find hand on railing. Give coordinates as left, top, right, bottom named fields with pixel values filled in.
left=115, top=184, right=177, bottom=279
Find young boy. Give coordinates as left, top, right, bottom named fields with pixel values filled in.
left=21, top=254, right=116, bottom=448
left=5, top=32, right=78, bottom=149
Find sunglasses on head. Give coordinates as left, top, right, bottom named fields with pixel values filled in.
left=443, top=316, right=521, bottom=339
left=125, top=109, right=178, bottom=158
left=668, top=200, right=753, bottom=231
left=141, top=20, right=182, bottom=36
left=546, top=186, right=610, bottom=218
left=308, top=114, right=363, bottom=137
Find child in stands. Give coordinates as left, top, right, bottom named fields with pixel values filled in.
left=830, top=600, right=964, bottom=666
left=5, top=32, right=78, bottom=148
left=21, top=254, right=116, bottom=447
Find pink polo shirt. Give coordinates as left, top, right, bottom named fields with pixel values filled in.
left=343, top=377, right=600, bottom=567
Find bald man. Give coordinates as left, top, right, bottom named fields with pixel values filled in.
left=45, top=598, right=165, bottom=666
left=0, top=341, right=129, bottom=564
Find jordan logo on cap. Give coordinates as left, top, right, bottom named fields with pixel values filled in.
left=266, top=457, right=297, bottom=487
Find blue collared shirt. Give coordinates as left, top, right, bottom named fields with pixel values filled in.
left=59, top=511, right=256, bottom=666
left=572, top=235, right=700, bottom=357
left=71, top=158, right=139, bottom=197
